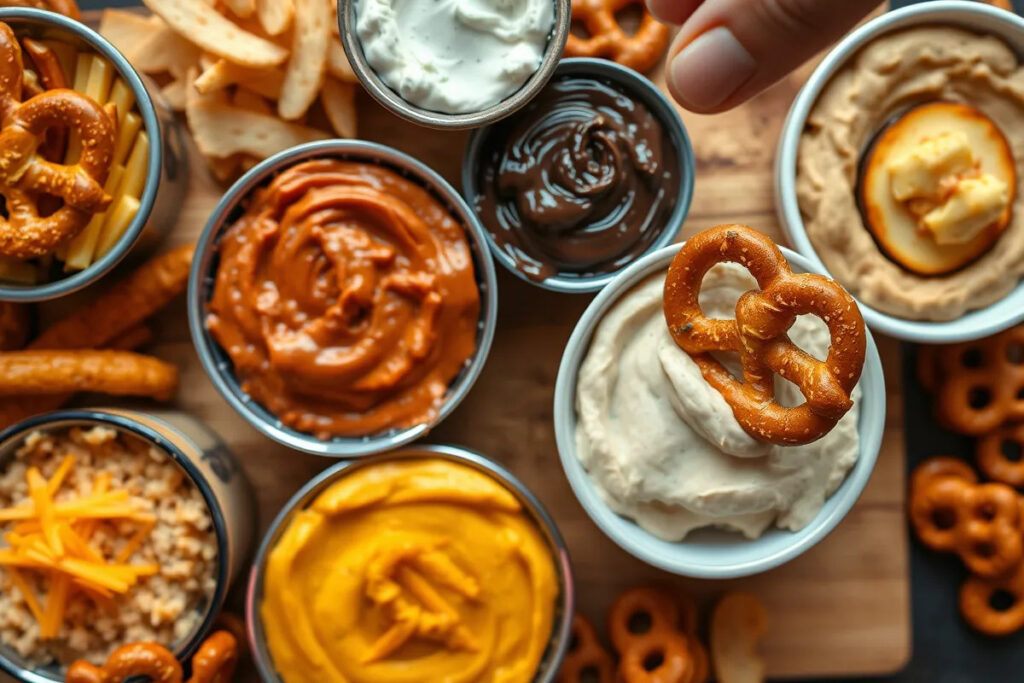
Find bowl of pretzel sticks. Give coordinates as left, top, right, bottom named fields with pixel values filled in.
left=0, top=8, right=186, bottom=302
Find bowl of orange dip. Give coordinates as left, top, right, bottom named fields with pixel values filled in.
left=188, top=140, right=498, bottom=457
left=245, top=444, right=573, bottom=683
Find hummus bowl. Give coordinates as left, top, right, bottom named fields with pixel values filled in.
left=245, top=444, right=574, bottom=683
left=776, top=1, right=1024, bottom=343
left=188, top=140, right=498, bottom=458
left=553, top=243, right=886, bottom=579
left=0, top=8, right=186, bottom=303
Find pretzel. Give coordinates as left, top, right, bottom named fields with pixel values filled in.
left=564, top=0, right=670, bottom=73
left=188, top=630, right=239, bottom=683
left=663, top=225, right=866, bottom=445
left=608, top=587, right=701, bottom=683
left=65, top=642, right=183, bottom=683
left=0, top=0, right=80, bottom=18
left=618, top=629, right=693, bottom=683
left=961, top=561, right=1024, bottom=636
left=0, top=22, right=115, bottom=258
left=923, top=325, right=1024, bottom=435
left=909, top=472, right=1023, bottom=577
left=977, top=423, right=1024, bottom=487
left=557, top=615, right=614, bottom=683
left=909, top=456, right=978, bottom=498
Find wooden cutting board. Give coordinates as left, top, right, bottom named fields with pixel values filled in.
left=2, top=6, right=910, bottom=680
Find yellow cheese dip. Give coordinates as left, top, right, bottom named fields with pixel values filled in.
left=260, top=459, right=560, bottom=683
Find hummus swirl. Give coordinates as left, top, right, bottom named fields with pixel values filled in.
left=797, top=27, right=1024, bottom=321
left=206, top=159, right=480, bottom=439
left=260, top=459, right=559, bottom=683
left=575, top=265, right=861, bottom=540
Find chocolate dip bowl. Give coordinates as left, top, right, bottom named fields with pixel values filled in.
left=188, top=140, right=498, bottom=458
left=463, top=58, right=695, bottom=293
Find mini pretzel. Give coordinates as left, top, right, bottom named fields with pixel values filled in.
left=664, top=225, right=866, bottom=445
left=188, top=630, right=239, bottom=683
left=909, top=456, right=977, bottom=505
left=977, top=423, right=1024, bottom=487
left=910, top=473, right=1024, bottom=577
left=0, top=22, right=115, bottom=258
left=961, top=562, right=1024, bottom=636
left=564, top=0, right=671, bottom=73
left=608, top=587, right=681, bottom=654
left=927, top=325, right=1024, bottom=435
left=618, top=629, right=693, bottom=683
left=65, top=642, right=183, bottom=683
left=557, top=615, right=614, bottom=683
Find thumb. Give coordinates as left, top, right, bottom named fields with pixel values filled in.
left=661, top=0, right=878, bottom=113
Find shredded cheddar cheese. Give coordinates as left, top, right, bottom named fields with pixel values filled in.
left=0, top=457, right=157, bottom=639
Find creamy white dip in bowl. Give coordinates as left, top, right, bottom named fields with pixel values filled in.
left=776, top=1, right=1024, bottom=343
left=553, top=242, right=885, bottom=579
left=339, top=0, right=570, bottom=129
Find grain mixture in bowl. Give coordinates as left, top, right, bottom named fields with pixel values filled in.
left=0, top=426, right=217, bottom=667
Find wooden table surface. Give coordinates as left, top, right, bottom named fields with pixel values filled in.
left=11, top=5, right=911, bottom=680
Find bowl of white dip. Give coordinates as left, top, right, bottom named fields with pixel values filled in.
left=553, top=241, right=885, bottom=579
left=776, top=1, right=1024, bottom=342
left=339, top=0, right=571, bottom=129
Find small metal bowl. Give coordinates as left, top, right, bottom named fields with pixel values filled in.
left=776, top=0, right=1024, bottom=342
left=245, top=443, right=574, bottom=683
left=338, top=0, right=570, bottom=130
left=188, top=140, right=498, bottom=458
left=0, top=8, right=187, bottom=303
left=462, top=58, right=696, bottom=293
left=0, top=408, right=255, bottom=683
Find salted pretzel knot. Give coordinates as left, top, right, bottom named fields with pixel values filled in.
left=564, top=0, right=670, bottom=73
left=664, top=225, right=866, bottom=446
left=0, top=22, right=115, bottom=258
left=65, top=642, right=183, bottom=683
left=557, top=615, right=614, bottom=683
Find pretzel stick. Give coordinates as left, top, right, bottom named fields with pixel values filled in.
left=0, top=324, right=153, bottom=430
left=0, top=350, right=178, bottom=400
left=30, top=244, right=193, bottom=350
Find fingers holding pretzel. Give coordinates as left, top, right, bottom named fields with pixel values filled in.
left=663, top=225, right=866, bottom=445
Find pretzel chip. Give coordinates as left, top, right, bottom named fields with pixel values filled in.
left=565, top=0, right=670, bottom=73
left=664, top=225, right=866, bottom=445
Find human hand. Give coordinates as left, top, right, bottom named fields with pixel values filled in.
left=649, top=0, right=879, bottom=112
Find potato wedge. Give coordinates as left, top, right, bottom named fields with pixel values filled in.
left=278, top=0, right=329, bottom=120
left=321, top=78, right=357, bottom=139
left=142, top=0, right=287, bottom=67
left=327, top=36, right=357, bottom=84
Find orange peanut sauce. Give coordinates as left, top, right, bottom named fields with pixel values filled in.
left=206, top=159, right=480, bottom=439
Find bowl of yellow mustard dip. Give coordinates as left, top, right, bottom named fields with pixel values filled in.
left=245, top=445, right=573, bottom=683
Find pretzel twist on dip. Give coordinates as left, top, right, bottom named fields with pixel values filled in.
left=0, top=22, right=115, bottom=258
left=207, top=159, right=480, bottom=439
left=564, top=0, right=670, bottom=73
left=663, top=225, right=866, bottom=445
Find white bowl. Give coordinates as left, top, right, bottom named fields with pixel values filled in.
left=552, top=244, right=885, bottom=579
left=775, top=1, right=1024, bottom=343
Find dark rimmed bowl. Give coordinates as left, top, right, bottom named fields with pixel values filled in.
left=462, top=57, right=695, bottom=293
left=0, top=408, right=255, bottom=683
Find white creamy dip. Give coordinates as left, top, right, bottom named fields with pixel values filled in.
left=356, top=0, right=553, bottom=114
left=574, top=264, right=862, bottom=541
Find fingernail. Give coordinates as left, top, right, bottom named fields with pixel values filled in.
left=670, top=27, right=756, bottom=110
